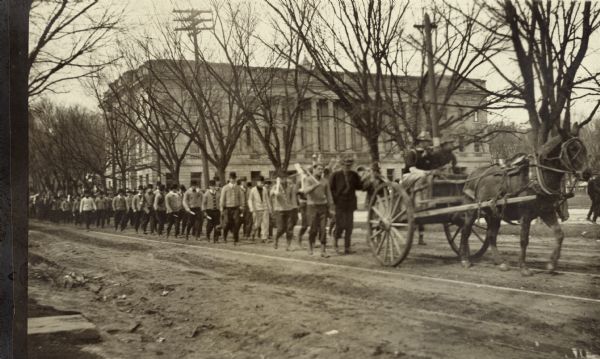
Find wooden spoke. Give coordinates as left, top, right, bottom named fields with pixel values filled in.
left=370, top=228, right=384, bottom=240
left=444, top=221, right=490, bottom=260
left=472, top=228, right=485, bottom=244
left=391, top=208, right=407, bottom=223
left=367, top=182, right=415, bottom=267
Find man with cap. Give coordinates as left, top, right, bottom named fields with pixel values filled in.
left=140, top=184, right=155, bottom=235
left=183, top=180, right=204, bottom=240
left=203, top=179, right=221, bottom=242
left=165, top=184, right=184, bottom=239
left=430, top=136, right=458, bottom=174
left=270, top=171, right=298, bottom=250
left=112, top=189, right=128, bottom=231
left=329, top=156, right=363, bottom=254
left=402, top=131, right=434, bottom=183
left=301, top=163, right=334, bottom=257
left=132, top=185, right=145, bottom=233
left=220, top=172, right=245, bottom=244
left=248, top=176, right=271, bottom=244
left=95, top=191, right=107, bottom=228
left=153, top=184, right=167, bottom=236
left=79, top=191, right=97, bottom=231
left=242, top=180, right=253, bottom=239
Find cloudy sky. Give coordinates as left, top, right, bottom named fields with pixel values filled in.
left=37, top=0, right=600, bottom=126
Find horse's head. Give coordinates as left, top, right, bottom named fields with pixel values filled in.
left=539, top=124, right=591, bottom=181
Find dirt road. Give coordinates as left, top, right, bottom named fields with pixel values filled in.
left=28, top=221, right=600, bottom=359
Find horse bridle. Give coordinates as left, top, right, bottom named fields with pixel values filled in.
left=531, top=138, right=588, bottom=196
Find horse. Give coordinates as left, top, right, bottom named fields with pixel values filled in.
left=457, top=127, right=591, bottom=276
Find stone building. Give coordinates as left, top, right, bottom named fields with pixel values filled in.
left=105, top=60, right=491, bottom=189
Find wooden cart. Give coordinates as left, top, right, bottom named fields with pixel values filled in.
left=366, top=175, right=536, bottom=266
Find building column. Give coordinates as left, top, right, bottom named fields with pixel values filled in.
left=344, top=110, right=352, bottom=152
left=328, top=100, right=336, bottom=152
left=310, top=98, right=318, bottom=153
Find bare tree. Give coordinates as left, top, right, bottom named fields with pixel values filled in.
left=478, top=1, right=600, bottom=147
left=381, top=2, right=511, bottom=155
left=29, top=100, right=109, bottom=192
left=267, top=0, right=410, bottom=163
left=209, top=1, right=313, bottom=173
left=28, top=0, right=123, bottom=98
left=99, top=63, right=194, bottom=185
left=127, top=2, right=254, bottom=181
left=87, top=74, right=157, bottom=189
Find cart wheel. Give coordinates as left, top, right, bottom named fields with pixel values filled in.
left=367, top=182, right=414, bottom=267
left=443, top=219, right=490, bottom=260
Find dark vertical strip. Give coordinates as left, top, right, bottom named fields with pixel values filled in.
left=0, top=0, right=30, bottom=357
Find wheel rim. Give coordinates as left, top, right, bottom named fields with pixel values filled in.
left=367, top=183, right=414, bottom=267
left=443, top=219, right=490, bottom=260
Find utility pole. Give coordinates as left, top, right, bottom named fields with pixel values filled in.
left=173, top=9, right=213, bottom=188
left=415, top=13, right=440, bottom=147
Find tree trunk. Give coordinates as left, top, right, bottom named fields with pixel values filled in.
left=217, top=166, right=227, bottom=187
left=366, top=134, right=380, bottom=164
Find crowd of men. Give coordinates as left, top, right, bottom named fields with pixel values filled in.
left=29, top=156, right=364, bottom=258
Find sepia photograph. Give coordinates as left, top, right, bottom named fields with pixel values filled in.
left=1, top=0, right=600, bottom=358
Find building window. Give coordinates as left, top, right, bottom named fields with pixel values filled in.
left=317, top=126, right=322, bottom=151
left=300, top=126, right=305, bottom=147
left=191, top=172, right=202, bottom=188
left=145, top=174, right=149, bottom=185
left=474, top=141, right=481, bottom=152
left=246, top=127, right=252, bottom=148
left=473, top=111, right=479, bottom=122
left=333, top=123, right=338, bottom=151
left=139, top=175, right=143, bottom=186
left=458, top=135, right=465, bottom=152
left=250, top=171, right=261, bottom=182
left=165, top=173, right=174, bottom=187
left=386, top=168, right=395, bottom=181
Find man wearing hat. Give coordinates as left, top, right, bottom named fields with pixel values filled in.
left=248, top=175, right=270, bottom=243
left=302, top=163, right=334, bottom=257
left=203, top=179, right=221, bottom=242
left=183, top=180, right=204, bottom=240
left=112, top=189, right=128, bottom=231
left=220, top=171, right=245, bottom=244
left=403, top=131, right=434, bottom=179
left=271, top=171, right=299, bottom=250
left=329, top=156, right=363, bottom=254
left=132, top=185, right=145, bottom=233
left=430, top=136, right=458, bottom=174
left=94, top=191, right=107, bottom=228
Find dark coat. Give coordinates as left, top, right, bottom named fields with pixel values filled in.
left=329, top=169, right=362, bottom=211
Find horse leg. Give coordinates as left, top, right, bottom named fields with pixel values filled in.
left=518, top=213, right=533, bottom=277
left=486, top=216, right=507, bottom=271
left=540, top=211, right=564, bottom=274
left=459, top=211, right=477, bottom=268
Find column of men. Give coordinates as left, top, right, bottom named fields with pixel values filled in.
left=29, top=156, right=363, bottom=256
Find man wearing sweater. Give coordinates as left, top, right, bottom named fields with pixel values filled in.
left=132, top=186, right=144, bottom=233
left=141, top=184, right=156, bottom=235
left=203, top=180, right=221, bottom=242
left=153, top=185, right=167, bottom=236
left=79, top=191, right=97, bottom=231
left=270, top=173, right=298, bottom=250
left=329, top=156, right=362, bottom=254
left=248, top=176, right=270, bottom=243
left=301, top=163, right=334, bottom=257
left=112, top=189, right=128, bottom=231
left=94, top=191, right=107, bottom=228
left=220, top=172, right=245, bottom=245
left=165, top=184, right=184, bottom=239
left=183, top=180, right=204, bottom=240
